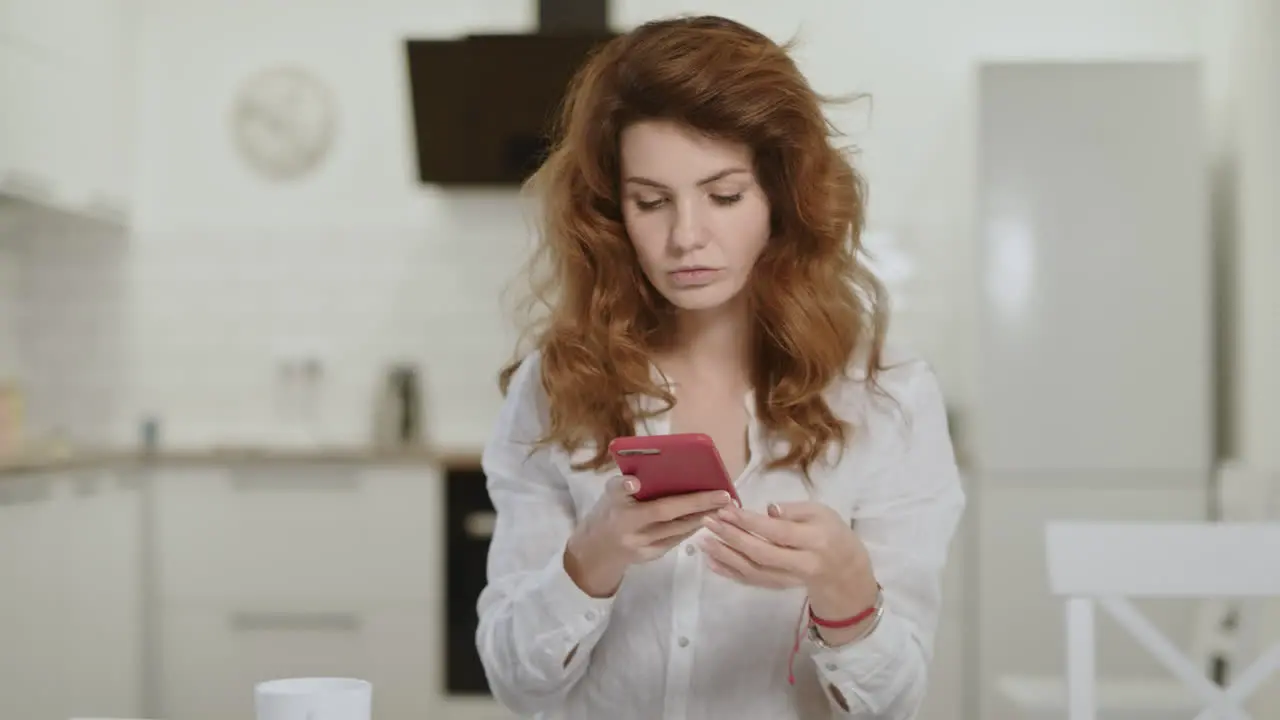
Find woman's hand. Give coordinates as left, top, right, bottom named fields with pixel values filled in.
left=565, top=475, right=734, bottom=598
left=699, top=502, right=879, bottom=625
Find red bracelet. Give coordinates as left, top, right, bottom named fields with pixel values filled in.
left=807, top=583, right=882, bottom=629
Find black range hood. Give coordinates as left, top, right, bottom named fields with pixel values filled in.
left=404, top=0, right=617, bottom=186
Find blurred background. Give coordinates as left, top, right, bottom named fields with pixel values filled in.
left=1, top=0, right=1277, bottom=718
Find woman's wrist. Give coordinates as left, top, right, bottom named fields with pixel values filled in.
left=564, top=532, right=627, bottom=598
left=810, top=586, right=882, bottom=647
left=806, top=562, right=880, bottom=646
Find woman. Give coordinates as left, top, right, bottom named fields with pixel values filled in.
left=475, top=14, right=965, bottom=719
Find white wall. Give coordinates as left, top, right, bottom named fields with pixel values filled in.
left=116, top=0, right=1226, bottom=453
left=124, top=0, right=543, bottom=450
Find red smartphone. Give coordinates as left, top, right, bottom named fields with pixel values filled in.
left=607, top=433, right=741, bottom=506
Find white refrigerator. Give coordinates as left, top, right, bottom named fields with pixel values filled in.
left=971, top=60, right=1215, bottom=719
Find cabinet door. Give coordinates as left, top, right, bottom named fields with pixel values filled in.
left=159, top=605, right=436, bottom=720
left=0, top=471, right=62, bottom=720
left=0, top=469, right=144, bottom=720
left=0, top=0, right=129, bottom=213
left=155, top=464, right=441, bottom=605
left=60, top=468, right=146, bottom=719
left=0, top=0, right=120, bottom=69
left=0, top=38, right=75, bottom=200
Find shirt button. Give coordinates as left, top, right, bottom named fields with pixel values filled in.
left=585, top=611, right=596, bottom=621
left=825, top=662, right=838, bottom=672
left=677, top=636, right=690, bottom=648
left=684, top=544, right=696, bottom=556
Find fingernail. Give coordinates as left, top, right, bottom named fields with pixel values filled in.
left=767, top=503, right=781, bottom=518
left=623, top=479, right=639, bottom=493
left=717, top=491, right=732, bottom=503
left=702, top=515, right=718, bottom=529
left=717, top=507, right=735, bottom=520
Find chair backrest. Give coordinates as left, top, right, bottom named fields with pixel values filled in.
left=1046, top=520, right=1280, bottom=720
left=1046, top=521, right=1280, bottom=599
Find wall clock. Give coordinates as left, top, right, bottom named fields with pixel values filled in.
left=229, top=66, right=338, bottom=181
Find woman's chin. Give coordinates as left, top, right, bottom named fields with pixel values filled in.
left=659, top=284, right=745, bottom=313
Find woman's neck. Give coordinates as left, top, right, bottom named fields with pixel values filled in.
left=665, top=294, right=752, bottom=384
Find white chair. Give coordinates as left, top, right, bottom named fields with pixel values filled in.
left=1046, top=520, right=1280, bottom=720
left=997, top=463, right=1279, bottom=720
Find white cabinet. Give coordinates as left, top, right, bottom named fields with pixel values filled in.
left=152, top=462, right=448, bottom=720
left=0, top=0, right=131, bottom=219
left=0, top=468, right=145, bottom=720
left=1, top=0, right=123, bottom=66
left=0, top=459, right=489, bottom=719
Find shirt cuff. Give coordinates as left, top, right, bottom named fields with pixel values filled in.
left=809, top=607, right=914, bottom=713
left=528, top=540, right=617, bottom=669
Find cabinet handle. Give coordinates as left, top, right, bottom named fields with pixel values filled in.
left=465, top=510, right=497, bottom=538
left=229, top=610, right=361, bottom=633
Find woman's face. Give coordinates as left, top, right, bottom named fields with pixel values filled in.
left=619, top=119, right=771, bottom=313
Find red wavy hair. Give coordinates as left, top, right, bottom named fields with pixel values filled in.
left=500, top=15, right=889, bottom=475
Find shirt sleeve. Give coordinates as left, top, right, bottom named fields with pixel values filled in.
left=810, top=360, right=968, bottom=717
left=474, top=353, right=616, bottom=716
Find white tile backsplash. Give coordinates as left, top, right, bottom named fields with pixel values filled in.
left=10, top=211, right=128, bottom=446
left=122, top=221, right=528, bottom=451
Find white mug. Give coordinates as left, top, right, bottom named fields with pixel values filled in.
left=255, top=677, right=372, bottom=720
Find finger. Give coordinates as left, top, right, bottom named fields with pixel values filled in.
left=650, top=528, right=700, bottom=554
left=703, top=554, right=740, bottom=580
left=632, top=527, right=700, bottom=563
left=607, top=475, right=641, bottom=501
left=640, top=489, right=734, bottom=524
left=765, top=501, right=831, bottom=522
left=715, top=505, right=820, bottom=549
left=638, top=512, right=710, bottom=545
left=703, top=512, right=809, bottom=571
left=700, top=535, right=797, bottom=588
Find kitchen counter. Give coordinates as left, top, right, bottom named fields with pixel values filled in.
left=0, top=444, right=483, bottom=476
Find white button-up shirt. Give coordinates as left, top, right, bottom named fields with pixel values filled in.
left=475, top=347, right=966, bottom=719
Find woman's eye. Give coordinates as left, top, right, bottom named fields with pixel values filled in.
left=711, top=193, right=744, bottom=206
left=635, top=197, right=667, bottom=211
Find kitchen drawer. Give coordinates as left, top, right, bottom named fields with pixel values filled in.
left=158, top=602, right=440, bottom=720
left=154, top=464, right=444, bottom=604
